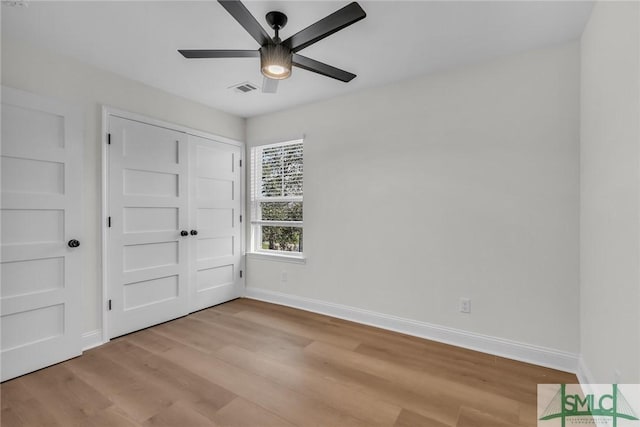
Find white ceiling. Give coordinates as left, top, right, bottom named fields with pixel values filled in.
left=2, top=1, right=593, bottom=118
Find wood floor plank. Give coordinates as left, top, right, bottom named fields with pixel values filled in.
left=456, top=406, right=517, bottom=427
left=106, top=379, right=176, bottom=423
left=212, top=397, right=296, bottom=427
left=232, top=299, right=495, bottom=368
left=101, top=338, right=237, bottom=416
left=233, top=309, right=362, bottom=350
left=214, top=344, right=403, bottom=426
left=0, top=381, right=60, bottom=427
left=255, top=339, right=461, bottom=426
left=1, top=298, right=576, bottom=427
left=191, top=308, right=313, bottom=349
left=149, top=317, right=228, bottom=354
left=124, top=329, right=177, bottom=354
left=143, top=400, right=218, bottom=427
left=0, top=408, right=27, bottom=427
left=81, top=406, right=142, bottom=427
left=16, top=363, right=112, bottom=425
left=350, top=332, right=573, bottom=415
left=206, top=300, right=246, bottom=314
left=177, top=316, right=264, bottom=352
left=1, top=380, right=33, bottom=410
left=305, top=340, right=521, bottom=424
left=354, top=342, right=536, bottom=404
left=238, top=300, right=491, bottom=361
left=394, top=409, right=451, bottom=427
left=518, top=402, right=539, bottom=427
left=64, top=347, right=138, bottom=396
left=157, top=343, right=373, bottom=427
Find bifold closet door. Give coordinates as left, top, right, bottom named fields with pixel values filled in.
left=108, top=116, right=190, bottom=338
left=189, top=135, right=243, bottom=312
left=107, top=116, right=243, bottom=338
left=1, top=87, right=83, bottom=381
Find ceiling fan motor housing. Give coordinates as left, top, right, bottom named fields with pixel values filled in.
left=260, top=43, right=292, bottom=80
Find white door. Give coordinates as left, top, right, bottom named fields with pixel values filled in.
left=107, top=116, right=190, bottom=338
left=189, top=135, right=243, bottom=312
left=0, top=87, right=83, bottom=381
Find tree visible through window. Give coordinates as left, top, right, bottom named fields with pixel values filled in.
left=251, top=140, right=303, bottom=254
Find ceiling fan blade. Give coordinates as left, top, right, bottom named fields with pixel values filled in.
left=283, top=2, right=366, bottom=53
left=218, top=0, right=272, bottom=46
left=262, top=76, right=279, bottom=93
left=178, top=50, right=260, bottom=59
left=292, top=54, right=356, bottom=82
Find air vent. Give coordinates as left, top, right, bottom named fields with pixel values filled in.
left=230, top=82, right=258, bottom=94
left=1, top=0, right=28, bottom=6
left=2, top=0, right=28, bottom=6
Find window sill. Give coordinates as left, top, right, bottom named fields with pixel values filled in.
left=246, top=252, right=307, bottom=264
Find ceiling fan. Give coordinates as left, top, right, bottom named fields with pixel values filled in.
left=179, top=0, right=366, bottom=93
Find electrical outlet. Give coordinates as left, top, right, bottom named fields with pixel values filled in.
left=459, top=298, right=471, bottom=314
left=281, top=270, right=288, bottom=283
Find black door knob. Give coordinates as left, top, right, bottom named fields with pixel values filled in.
left=190, top=230, right=198, bottom=236
left=68, top=239, right=80, bottom=248
left=180, top=230, right=189, bottom=236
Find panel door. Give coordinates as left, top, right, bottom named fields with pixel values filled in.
left=0, top=87, right=83, bottom=381
left=108, top=116, right=190, bottom=338
left=189, top=135, right=243, bottom=312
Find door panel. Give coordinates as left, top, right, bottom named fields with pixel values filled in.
left=0, top=87, right=83, bottom=381
left=1, top=156, right=65, bottom=194
left=189, top=135, right=243, bottom=312
left=123, top=207, right=179, bottom=232
left=108, top=116, right=190, bottom=338
left=123, top=241, right=179, bottom=271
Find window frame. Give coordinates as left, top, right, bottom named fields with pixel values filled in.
left=249, top=139, right=304, bottom=259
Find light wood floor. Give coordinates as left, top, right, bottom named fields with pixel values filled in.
left=1, top=298, right=576, bottom=426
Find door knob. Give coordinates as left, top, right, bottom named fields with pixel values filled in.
left=67, top=239, right=80, bottom=248
left=180, top=230, right=189, bottom=236
left=190, top=230, right=198, bottom=236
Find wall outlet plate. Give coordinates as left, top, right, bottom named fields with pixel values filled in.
left=459, top=298, right=471, bottom=313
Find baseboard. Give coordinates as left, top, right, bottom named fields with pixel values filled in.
left=81, top=329, right=104, bottom=351
left=244, top=287, right=579, bottom=373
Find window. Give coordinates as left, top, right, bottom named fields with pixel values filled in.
left=250, top=140, right=303, bottom=256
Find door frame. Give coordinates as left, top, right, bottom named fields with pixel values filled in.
left=100, top=106, right=245, bottom=342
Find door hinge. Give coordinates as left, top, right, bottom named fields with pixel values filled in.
left=240, top=270, right=243, bottom=278
left=107, top=133, right=111, bottom=145
left=108, top=299, right=112, bottom=311
left=239, top=159, right=242, bottom=167
left=240, top=215, right=242, bottom=223
left=108, top=216, right=111, bottom=228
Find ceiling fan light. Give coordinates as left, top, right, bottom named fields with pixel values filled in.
left=260, top=44, right=292, bottom=80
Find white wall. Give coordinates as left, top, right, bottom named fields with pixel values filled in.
left=580, top=1, right=640, bottom=383
left=1, top=37, right=245, bottom=337
left=246, top=42, right=581, bottom=362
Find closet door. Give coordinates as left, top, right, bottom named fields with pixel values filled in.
left=189, top=135, right=243, bottom=312
left=1, top=87, right=83, bottom=381
left=108, top=116, right=190, bottom=338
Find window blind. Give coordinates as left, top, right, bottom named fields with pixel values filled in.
left=250, top=140, right=304, bottom=253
